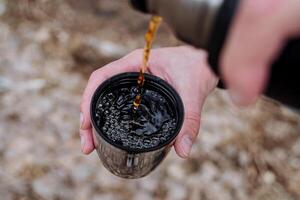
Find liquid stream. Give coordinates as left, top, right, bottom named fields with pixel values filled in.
left=133, top=16, right=162, bottom=110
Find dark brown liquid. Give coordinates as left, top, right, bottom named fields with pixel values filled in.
left=95, top=86, right=176, bottom=150
left=133, top=16, right=162, bottom=110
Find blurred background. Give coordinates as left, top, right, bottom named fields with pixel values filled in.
left=0, top=0, right=299, bottom=200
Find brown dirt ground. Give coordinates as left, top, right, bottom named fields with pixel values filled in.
left=0, top=1, right=299, bottom=200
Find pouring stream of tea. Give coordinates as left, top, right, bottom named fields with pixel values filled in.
left=133, top=16, right=162, bottom=110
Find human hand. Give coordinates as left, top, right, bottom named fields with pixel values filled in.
left=80, top=46, right=218, bottom=158
left=221, top=0, right=300, bottom=106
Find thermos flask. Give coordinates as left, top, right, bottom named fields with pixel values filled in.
left=131, top=0, right=300, bottom=108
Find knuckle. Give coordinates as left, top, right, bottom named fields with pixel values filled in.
left=89, top=66, right=107, bottom=81
left=89, top=70, right=100, bottom=81
left=80, top=98, right=86, bottom=111
left=79, top=129, right=84, bottom=136
left=80, top=91, right=91, bottom=112
left=185, top=112, right=201, bottom=136
left=127, top=49, right=143, bottom=58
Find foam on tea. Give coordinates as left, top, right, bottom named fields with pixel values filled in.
left=95, top=85, right=177, bottom=150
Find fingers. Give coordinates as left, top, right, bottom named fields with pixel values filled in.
left=221, top=0, right=296, bottom=106
left=79, top=129, right=95, bottom=154
left=79, top=50, right=143, bottom=154
left=174, top=111, right=201, bottom=158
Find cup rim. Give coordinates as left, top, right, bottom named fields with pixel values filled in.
left=90, top=72, right=184, bottom=153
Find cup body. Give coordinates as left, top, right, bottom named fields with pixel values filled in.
left=92, top=127, right=172, bottom=178
left=90, top=72, right=184, bottom=178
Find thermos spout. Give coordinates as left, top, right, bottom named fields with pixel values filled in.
left=130, top=0, right=224, bottom=49
left=130, top=0, right=300, bottom=109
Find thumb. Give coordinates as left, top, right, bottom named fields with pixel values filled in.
left=174, top=111, right=201, bottom=158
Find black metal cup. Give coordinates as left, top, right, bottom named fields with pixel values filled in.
left=90, top=72, right=184, bottom=178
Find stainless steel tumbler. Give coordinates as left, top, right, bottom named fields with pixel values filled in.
left=90, top=72, right=184, bottom=179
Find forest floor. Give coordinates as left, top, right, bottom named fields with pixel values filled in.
left=0, top=1, right=299, bottom=200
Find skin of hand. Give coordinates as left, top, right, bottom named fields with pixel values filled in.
left=80, top=46, right=218, bottom=158
left=221, top=0, right=300, bottom=106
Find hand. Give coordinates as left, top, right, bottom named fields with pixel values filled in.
left=221, top=0, right=300, bottom=106
left=80, top=46, right=218, bottom=158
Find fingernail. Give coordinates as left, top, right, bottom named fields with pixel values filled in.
left=229, top=89, right=243, bottom=106
left=80, top=134, right=85, bottom=151
left=80, top=112, right=84, bottom=129
left=229, top=89, right=258, bottom=107
left=181, top=135, right=193, bottom=157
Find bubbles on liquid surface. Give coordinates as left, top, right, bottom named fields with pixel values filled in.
left=95, top=86, right=177, bottom=150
